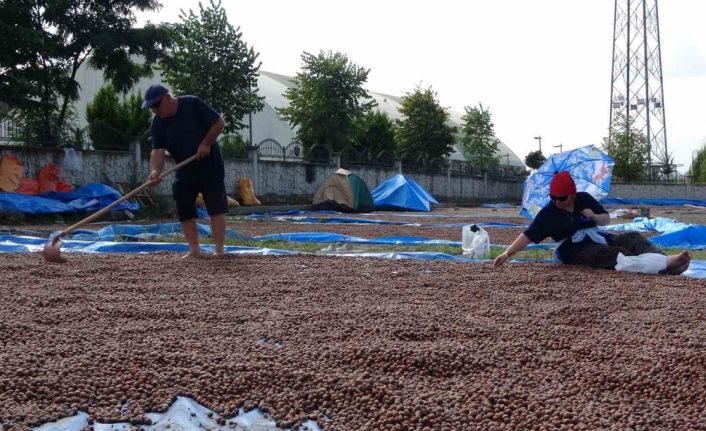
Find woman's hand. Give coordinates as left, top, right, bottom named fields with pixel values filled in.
left=494, top=251, right=511, bottom=267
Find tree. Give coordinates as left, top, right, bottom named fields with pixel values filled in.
left=395, top=85, right=456, bottom=163
left=689, top=142, right=706, bottom=182
left=278, top=51, right=376, bottom=153
left=350, top=111, right=396, bottom=156
left=524, top=150, right=546, bottom=170
left=460, top=103, right=499, bottom=170
left=0, top=0, right=171, bottom=146
left=85, top=86, right=150, bottom=150
left=160, top=0, right=263, bottom=133
left=603, top=113, right=649, bottom=181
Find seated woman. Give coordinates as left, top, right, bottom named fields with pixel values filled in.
left=494, top=171, right=690, bottom=275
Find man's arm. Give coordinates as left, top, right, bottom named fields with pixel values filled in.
left=195, top=116, right=226, bottom=159
left=493, top=233, right=532, bottom=267
left=148, top=148, right=166, bottom=186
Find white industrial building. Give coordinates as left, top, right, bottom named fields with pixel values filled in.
left=72, top=65, right=525, bottom=168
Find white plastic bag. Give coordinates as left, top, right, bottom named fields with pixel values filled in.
left=615, top=252, right=667, bottom=274
left=61, top=147, right=83, bottom=172
left=462, top=224, right=490, bottom=258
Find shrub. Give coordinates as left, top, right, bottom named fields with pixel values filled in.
left=220, top=134, right=249, bottom=159
left=86, top=86, right=150, bottom=151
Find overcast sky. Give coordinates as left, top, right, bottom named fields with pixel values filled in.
left=137, top=0, right=706, bottom=172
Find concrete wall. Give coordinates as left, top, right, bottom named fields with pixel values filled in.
left=3, top=145, right=706, bottom=203
left=610, top=182, right=705, bottom=201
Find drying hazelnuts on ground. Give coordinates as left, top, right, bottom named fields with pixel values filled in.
left=0, top=252, right=704, bottom=430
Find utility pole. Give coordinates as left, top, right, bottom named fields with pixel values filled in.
left=534, top=136, right=542, bottom=153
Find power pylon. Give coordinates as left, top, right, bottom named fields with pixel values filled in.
left=609, top=0, right=670, bottom=177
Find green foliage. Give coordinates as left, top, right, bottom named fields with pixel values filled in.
left=689, top=142, right=706, bottom=182
left=7, top=105, right=82, bottom=148
left=0, top=0, right=171, bottom=147
left=603, top=113, right=649, bottom=181
left=220, top=134, right=249, bottom=159
left=395, top=85, right=456, bottom=163
left=460, top=104, right=500, bottom=170
left=121, top=92, right=151, bottom=144
left=85, top=86, right=150, bottom=151
left=350, top=111, right=396, bottom=156
left=160, top=0, right=263, bottom=133
left=278, top=51, right=376, bottom=153
left=524, top=150, right=546, bottom=170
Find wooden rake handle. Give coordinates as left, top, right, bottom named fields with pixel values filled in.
left=55, top=155, right=198, bottom=240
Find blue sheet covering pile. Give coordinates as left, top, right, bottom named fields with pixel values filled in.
left=0, top=183, right=139, bottom=215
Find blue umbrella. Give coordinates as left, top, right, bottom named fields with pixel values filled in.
left=520, top=145, right=614, bottom=220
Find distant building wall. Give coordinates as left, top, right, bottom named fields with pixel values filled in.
left=2, top=145, right=706, bottom=204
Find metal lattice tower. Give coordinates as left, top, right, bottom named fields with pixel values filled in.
left=609, top=0, right=668, bottom=176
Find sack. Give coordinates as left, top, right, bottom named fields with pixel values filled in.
left=240, top=177, right=261, bottom=206
left=17, top=178, right=39, bottom=194
left=37, top=163, right=60, bottom=193
left=462, top=224, right=490, bottom=258
left=0, top=155, right=24, bottom=192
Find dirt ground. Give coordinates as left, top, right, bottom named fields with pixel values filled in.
left=1, top=252, right=705, bottom=430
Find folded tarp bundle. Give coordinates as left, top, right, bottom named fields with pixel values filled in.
left=0, top=183, right=138, bottom=215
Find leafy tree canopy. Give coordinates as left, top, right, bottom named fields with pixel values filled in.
left=160, top=0, right=263, bottom=133
left=460, top=103, right=499, bottom=170
left=0, top=0, right=171, bottom=146
left=524, top=150, right=546, bottom=170
left=602, top=113, right=649, bottom=181
left=277, top=50, right=376, bottom=153
left=350, top=110, right=396, bottom=157
left=395, top=85, right=456, bottom=163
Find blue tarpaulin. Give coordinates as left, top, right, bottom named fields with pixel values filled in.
left=65, top=223, right=247, bottom=241
left=604, top=217, right=706, bottom=249
left=0, top=183, right=138, bottom=215
left=605, top=217, right=688, bottom=233
left=0, top=234, right=702, bottom=278
left=649, top=225, right=706, bottom=250
left=372, top=174, right=439, bottom=212
left=601, top=197, right=706, bottom=207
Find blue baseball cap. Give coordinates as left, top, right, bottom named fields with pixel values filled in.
left=141, top=84, right=169, bottom=109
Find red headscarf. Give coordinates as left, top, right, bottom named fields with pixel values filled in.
left=549, top=171, right=576, bottom=196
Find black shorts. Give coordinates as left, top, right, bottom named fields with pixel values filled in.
left=172, top=179, right=228, bottom=221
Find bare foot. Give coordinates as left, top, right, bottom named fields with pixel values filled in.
left=665, top=251, right=690, bottom=275
left=181, top=250, right=201, bottom=260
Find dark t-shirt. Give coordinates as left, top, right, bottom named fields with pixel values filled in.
left=524, top=192, right=608, bottom=247
left=151, top=96, right=224, bottom=183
